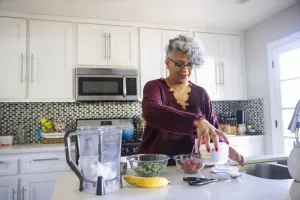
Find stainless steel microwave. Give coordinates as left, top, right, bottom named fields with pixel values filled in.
left=75, top=68, right=138, bottom=101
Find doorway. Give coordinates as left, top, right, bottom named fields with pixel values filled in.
left=269, top=33, right=300, bottom=155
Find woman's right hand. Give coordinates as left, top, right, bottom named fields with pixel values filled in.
left=194, top=119, right=229, bottom=152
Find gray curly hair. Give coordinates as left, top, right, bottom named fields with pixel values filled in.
left=165, top=35, right=204, bottom=68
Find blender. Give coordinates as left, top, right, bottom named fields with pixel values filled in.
left=64, top=125, right=123, bottom=195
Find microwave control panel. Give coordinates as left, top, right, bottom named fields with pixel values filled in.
left=126, top=78, right=137, bottom=95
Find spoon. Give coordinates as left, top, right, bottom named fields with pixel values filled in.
left=210, top=171, right=242, bottom=179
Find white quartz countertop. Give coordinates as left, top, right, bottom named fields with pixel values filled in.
left=51, top=165, right=297, bottom=200
left=0, top=134, right=263, bottom=155
left=0, top=143, right=73, bottom=154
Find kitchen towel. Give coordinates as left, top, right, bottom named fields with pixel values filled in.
left=288, top=100, right=300, bottom=133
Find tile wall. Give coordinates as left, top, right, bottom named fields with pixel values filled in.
left=0, top=99, right=264, bottom=144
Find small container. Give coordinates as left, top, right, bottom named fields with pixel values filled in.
left=127, top=154, right=169, bottom=177
left=122, top=129, right=135, bottom=140
left=199, top=142, right=229, bottom=166
left=172, top=154, right=205, bottom=174
left=0, top=135, right=14, bottom=145
left=237, top=124, right=247, bottom=135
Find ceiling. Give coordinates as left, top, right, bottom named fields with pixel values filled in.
left=0, top=0, right=299, bottom=31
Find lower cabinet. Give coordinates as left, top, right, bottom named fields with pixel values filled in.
left=0, top=150, right=71, bottom=200
left=229, top=136, right=265, bottom=157
left=20, top=173, right=59, bottom=200
left=0, top=176, right=18, bottom=200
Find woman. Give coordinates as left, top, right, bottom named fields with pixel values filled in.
left=138, top=35, right=244, bottom=166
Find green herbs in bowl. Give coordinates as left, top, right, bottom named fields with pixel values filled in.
left=135, top=163, right=164, bottom=177
left=127, top=154, right=170, bottom=177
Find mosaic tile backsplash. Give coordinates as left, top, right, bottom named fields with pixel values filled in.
left=212, top=99, right=264, bottom=134
left=0, top=99, right=264, bottom=144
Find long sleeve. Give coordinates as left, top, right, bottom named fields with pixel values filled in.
left=142, top=81, right=202, bottom=133
left=203, top=89, right=219, bottom=130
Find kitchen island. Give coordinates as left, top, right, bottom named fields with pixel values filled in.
left=51, top=165, right=298, bottom=200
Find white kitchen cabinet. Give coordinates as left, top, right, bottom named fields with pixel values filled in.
left=194, top=33, right=219, bottom=100
left=165, top=30, right=191, bottom=43
left=218, top=34, right=244, bottom=100
left=0, top=18, right=26, bottom=100
left=194, top=32, right=245, bottom=100
left=140, top=28, right=167, bottom=95
left=28, top=20, right=74, bottom=100
left=21, top=173, right=59, bottom=200
left=77, top=24, right=137, bottom=67
left=0, top=176, right=18, bottom=200
left=107, top=26, right=137, bottom=66
left=0, top=147, right=74, bottom=200
left=0, top=158, right=18, bottom=176
left=229, top=136, right=265, bottom=157
left=77, top=24, right=107, bottom=66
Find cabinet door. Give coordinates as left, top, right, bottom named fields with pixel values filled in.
left=0, top=176, right=18, bottom=200
left=165, top=30, right=192, bottom=43
left=28, top=20, right=74, bottom=100
left=194, top=33, right=220, bottom=100
left=77, top=24, right=107, bottom=66
left=107, top=26, right=137, bottom=67
left=165, top=30, right=196, bottom=82
left=140, top=28, right=166, bottom=97
left=218, top=34, right=244, bottom=100
left=21, top=173, right=59, bottom=200
left=0, top=18, right=26, bottom=99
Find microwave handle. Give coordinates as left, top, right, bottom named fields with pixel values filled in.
left=123, top=77, right=127, bottom=98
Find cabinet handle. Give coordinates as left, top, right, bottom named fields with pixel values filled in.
left=22, top=187, right=26, bottom=200
left=104, top=32, right=107, bottom=60
left=123, top=77, right=126, bottom=98
left=31, top=54, right=35, bottom=84
left=129, top=32, right=131, bottom=61
left=33, top=158, right=59, bottom=162
left=21, top=53, right=25, bottom=84
left=12, top=188, right=16, bottom=200
left=215, top=61, right=219, bottom=86
left=218, top=62, right=222, bottom=86
left=108, top=33, right=111, bottom=60
left=0, top=161, right=4, bottom=164
left=221, top=61, right=224, bottom=85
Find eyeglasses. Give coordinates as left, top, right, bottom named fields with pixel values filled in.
left=167, top=58, right=196, bottom=70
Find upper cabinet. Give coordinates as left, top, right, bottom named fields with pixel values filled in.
left=0, top=18, right=74, bottom=101
left=217, top=34, right=245, bottom=100
left=140, top=28, right=166, bottom=95
left=0, top=14, right=246, bottom=102
left=77, top=24, right=137, bottom=68
left=0, top=18, right=26, bottom=99
left=194, top=33, right=219, bottom=100
left=29, top=20, right=74, bottom=100
left=77, top=24, right=107, bottom=66
left=194, top=32, right=246, bottom=100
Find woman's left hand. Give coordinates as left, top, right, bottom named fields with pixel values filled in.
left=229, top=147, right=245, bottom=167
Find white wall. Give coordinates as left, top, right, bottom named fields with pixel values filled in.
left=244, top=2, right=300, bottom=154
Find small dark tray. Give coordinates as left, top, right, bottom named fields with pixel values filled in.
left=245, top=131, right=259, bottom=135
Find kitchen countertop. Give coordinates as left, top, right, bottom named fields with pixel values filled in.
left=51, top=165, right=296, bottom=200
left=0, top=143, right=74, bottom=154
left=0, top=134, right=263, bottom=154
left=227, top=134, right=264, bottom=138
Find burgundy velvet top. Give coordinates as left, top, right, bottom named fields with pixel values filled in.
left=138, top=78, right=220, bottom=165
